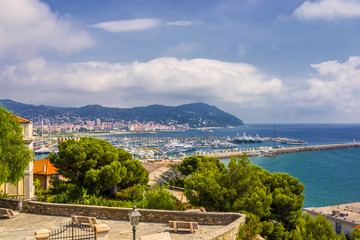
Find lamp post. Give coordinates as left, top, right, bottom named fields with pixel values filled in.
left=128, top=205, right=142, bottom=240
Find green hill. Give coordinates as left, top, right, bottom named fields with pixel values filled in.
left=0, top=99, right=244, bottom=128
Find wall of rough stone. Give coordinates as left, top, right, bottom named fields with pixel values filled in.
left=23, top=201, right=243, bottom=225
left=0, top=197, right=22, bottom=210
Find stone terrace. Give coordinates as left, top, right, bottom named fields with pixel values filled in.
left=0, top=213, right=226, bottom=240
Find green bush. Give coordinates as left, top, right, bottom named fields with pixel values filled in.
left=144, top=186, right=176, bottom=210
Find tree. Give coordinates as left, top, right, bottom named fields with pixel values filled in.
left=290, top=214, right=346, bottom=240
left=184, top=154, right=272, bottom=214
left=183, top=154, right=306, bottom=239
left=178, top=155, right=225, bottom=176
left=0, top=107, right=33, bottom=185
left=144, top=186, right=176, bottom=210
left=237, top=212, right=262, bottom=240
left=49, top=137, right=149, bottom=196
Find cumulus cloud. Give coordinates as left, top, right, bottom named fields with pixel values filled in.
left=0, top=0, right=94, bottom=60
left=292, top=56, right=360, bottom=112
left=166, top=20, right=202, bottom=26
left=92, top=18, right=161, bottom=32
left=293, top=0, right=360, bottom=20
left=0, top=57, right=284, bottom=107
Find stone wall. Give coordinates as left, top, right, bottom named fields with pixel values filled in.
left=0, top=197, right=22, bottom=210
left=202, top=216, right=244, bottom=240
left=23, top=201, right=243, bottom=225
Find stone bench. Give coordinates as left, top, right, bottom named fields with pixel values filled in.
left=169, top=220, right=199, bottom=233
left=140, top=232, right=172, bottom=240
left=71, top=215, right=99, bottom=228
left=0, top=208, right=18, bottom=219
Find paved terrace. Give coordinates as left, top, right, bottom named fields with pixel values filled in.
left=0, top=213, right=225, bottom=240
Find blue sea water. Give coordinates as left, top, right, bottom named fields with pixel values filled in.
left=107, top=123, right=360, bottom=208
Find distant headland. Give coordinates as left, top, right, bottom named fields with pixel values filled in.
left=0, top=99, right=244, bottom=128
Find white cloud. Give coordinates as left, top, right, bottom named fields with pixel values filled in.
left=92, top=18, right=161, bottom=32
left=0, top=0, right=94, bottom=60
left=292, top=57, right=360, bottom=112
left=293, top=0, right=360, bottom=20
left=0, top=57, right=284, bottom=107
left=166, top=20, right=202, bottom=26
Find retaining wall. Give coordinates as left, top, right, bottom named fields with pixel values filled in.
left=23, top=201, right=242, bottom=225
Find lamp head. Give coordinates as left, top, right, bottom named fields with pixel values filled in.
left=128, top=205, right=142, bottom=227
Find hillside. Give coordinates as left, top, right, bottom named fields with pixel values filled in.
left=0, top=99, right=244, bottom=128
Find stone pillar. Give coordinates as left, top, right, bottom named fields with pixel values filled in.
left=95, top=223, right=111, bottom=240
left=34, top=229, right=50, bottom=240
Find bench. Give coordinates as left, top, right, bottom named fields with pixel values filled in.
left=71, top=215, right=99, bottom=228
left=0, top=208, right=18, bottom=219
left=140, top=232, right=172, bottom=240
left=169, top=220, right=199, bottom=233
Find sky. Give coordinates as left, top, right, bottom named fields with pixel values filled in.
left=1, top=0, right=360, bottom=123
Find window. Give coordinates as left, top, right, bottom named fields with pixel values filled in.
left=335, top=222, right=341, bottom=234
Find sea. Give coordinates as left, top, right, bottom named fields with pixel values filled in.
left=105, top=123, right=360, bottom=208
left=41, top=123, right=360, bottom=208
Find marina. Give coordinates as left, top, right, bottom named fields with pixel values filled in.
left=32, top=124, right=360, bottom=208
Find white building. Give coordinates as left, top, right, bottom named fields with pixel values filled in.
left=304, top=202, right=360, bottom=239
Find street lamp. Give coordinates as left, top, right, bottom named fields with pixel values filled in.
left=128, top=205, right=142, bottom=240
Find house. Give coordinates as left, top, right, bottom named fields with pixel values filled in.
left=0, top=116, right=34, bottom=200
left=167, top=186, right=193, bottom=211
left=33, top=158, right=59, bottom=190
left=304, top=202, right=360, bottom=239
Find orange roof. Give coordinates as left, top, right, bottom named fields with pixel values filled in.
left=33, top=158, right=58, bottom=175
left=13, top=115, right=31, bottom=123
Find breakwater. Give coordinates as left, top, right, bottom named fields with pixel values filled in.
left=189, top=143, right=360, bottom=160
left=271, top=143, right=360, bottom=155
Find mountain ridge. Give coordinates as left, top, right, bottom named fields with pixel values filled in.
left=0, top=99, right=244, bottom=128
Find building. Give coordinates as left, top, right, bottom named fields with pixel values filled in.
left=33, top=158, right=59, bottom=190
left=167, top=186, right=193, bottom=211
left=0, top=116, right=34, bottom=200
left=304, top=202, right=360, bottom=239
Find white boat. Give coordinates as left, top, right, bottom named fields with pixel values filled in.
left=163, top=141, right=195, bottom=153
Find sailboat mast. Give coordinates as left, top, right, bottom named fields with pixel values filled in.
left=273, top=124, right=276, bottom=147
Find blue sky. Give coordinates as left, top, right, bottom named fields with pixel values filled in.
left=1, top=0, right=360, bottom=123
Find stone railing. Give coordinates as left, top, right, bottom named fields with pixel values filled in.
left=0, top=198, right=245, bottom=240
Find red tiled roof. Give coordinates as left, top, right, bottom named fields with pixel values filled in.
left=33, top=158, right=58, bottom=175
left=13, top=115, right=31, bottom=123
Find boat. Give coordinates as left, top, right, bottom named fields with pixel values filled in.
left=163, top=141, right=195, bottom=153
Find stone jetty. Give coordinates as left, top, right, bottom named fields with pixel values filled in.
left=190, top=143, right=360, bottom=160
left=271, top=143, right=360, bottom=155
